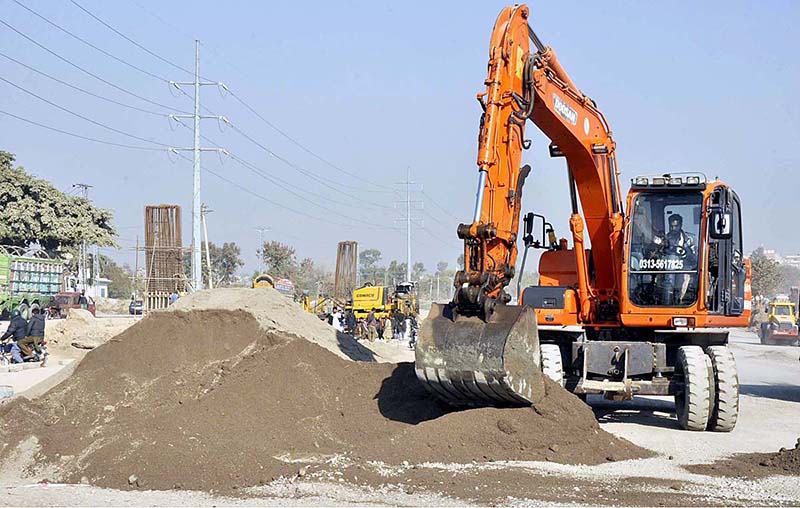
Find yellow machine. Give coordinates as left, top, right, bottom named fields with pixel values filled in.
left=392, top=282, right=419, bottom=317
left=350, top=283, right=390, bottom=319
left=349, top=282, right=419, bottom=320
left=760, top=299, right=799, bottom=346
left=252, top=274, right=275, bottom=289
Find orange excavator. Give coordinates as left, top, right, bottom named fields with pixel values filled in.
left=415, top=4, right=751, bottom=431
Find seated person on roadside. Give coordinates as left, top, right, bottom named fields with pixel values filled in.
left=19, top=307, right=46, bottom=361
left=1, top=310, right=28, bottom=363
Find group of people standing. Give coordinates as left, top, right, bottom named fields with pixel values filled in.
left=1, top=307, right=47, bottom=364
left=325, top=306, right=416, bottom=347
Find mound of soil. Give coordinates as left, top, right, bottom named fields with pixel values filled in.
left=0, top=309, right=649, bottom=493
left=46, top=309, right=138, bottom=357
left=687, top=438, right=800, bottom=478
left=168, top=288, right=382, bottom=362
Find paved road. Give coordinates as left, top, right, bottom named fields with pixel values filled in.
left=596, top=329, right=800, bottom=462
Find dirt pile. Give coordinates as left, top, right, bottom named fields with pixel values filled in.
left=94, top=297, right=130, bottom=315
left=0, top=309, right=649, bottom=493
left=168, top=287, right=382, bottom=362
left=46, top=309, right=138, bottom=356
left=687, top=438, right=800, bottom=478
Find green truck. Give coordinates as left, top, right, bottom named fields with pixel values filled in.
left=0, top=246, right=64, bottom=319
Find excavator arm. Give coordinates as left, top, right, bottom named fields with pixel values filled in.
left=416, top=4, right=624, bottom=407
left=454, top=4, right=532, bottom=317
left=458, top=5, right=623, bottom=322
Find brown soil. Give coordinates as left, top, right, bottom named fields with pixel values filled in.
left=0, top=309, right=649, bottom=498
left=687, top=438, right=800, bottom=478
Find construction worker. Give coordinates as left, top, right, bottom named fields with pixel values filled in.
left=78, top=290, right=88, bottom=310
left=394, top=309, right=406, bottom=341
left=1, top=310, right=28, bottom=363
left=366, top=308, right=378, bottom=342
left=19, top=307, right=46, bottom=361
left=344, top=309, right=356, bottom=335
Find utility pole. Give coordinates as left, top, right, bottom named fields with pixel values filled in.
left=133, top=235, right=139, bottom=299
left=169, top=40, right=227, bottom=292
left=395, top=168, right=422, bottom=283
left=73, top=183, right=92, bottom=293
left=201, top=204, right=213, bottom=289
left=254, top=227, right=270, bottom=273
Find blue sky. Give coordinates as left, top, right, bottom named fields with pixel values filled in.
left=1, top=1, right=798, bottom=275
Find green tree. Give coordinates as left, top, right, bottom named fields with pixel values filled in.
left=184, top=241, right=244, bottom=286
left=385, top=260, right=406, bottom=284
left=0, top=151, right=116, bottom=252
left=99, top=255, right=132, bottom=299
left=457, top=253, right=465, bottom=269
left=295, top=257, right=333, bottom=295
left=212, top=242, right=244, bottom=286
left=359, top=248, right=382, bottom=283
left=258, top=240, right=296, bottom=279
left=436, top=261, right=448, bottom=275
left=411, top=262, right=426, bottom=281
left=778, top=263, right=800, bottom=294
left=750, top=247, right=783, bottom=298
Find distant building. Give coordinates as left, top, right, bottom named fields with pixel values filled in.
left=782, top=255, right=800, bottom=269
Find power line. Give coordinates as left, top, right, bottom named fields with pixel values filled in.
left=171, top=118, right=392, bottom=228
left=228, top=153, right=391, bottom=229
left=0, top=51, right=170, bottom=117
left=167, top=92, right=393, bottom=210
left=10, top=0, right=171, bottom=82
left=0, top=75, right=171, bottom=147
left=68, top=0, right=196, bottom=77
left=0, top=108, right=163, bottom=151
left=171, top=116, right=394, bottom=220
left=0, top=18, right=190, bottom=114
left=225, top=89, right=395, bottom=193
left=422, top=189, right=462, bottom=222
left=173, top=152, right=382, bottom=230
left=69, top=0, right=394, bottom=198
left=226, top=122, right=393, bottom=210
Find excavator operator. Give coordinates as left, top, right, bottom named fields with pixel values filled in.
left=660, top=213, right=698, bottom=305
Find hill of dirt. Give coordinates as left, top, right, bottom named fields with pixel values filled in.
left=167, top=287, right=382, bottom=362
left=46, top=309, right=138, bottom=357
left=0, top=308, right=648, bottom=493
left=687, top=438, right=800, bottom=478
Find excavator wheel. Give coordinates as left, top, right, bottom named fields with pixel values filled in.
left=540, top=344, right=564, bottom=387
left=706, top=346, right=739, bottom=432
left=674, top=346, right=712, bottom=431
left=414, top=302, right=545, bottom=407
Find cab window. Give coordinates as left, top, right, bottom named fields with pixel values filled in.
left=628, top=191, right=703, bottom=307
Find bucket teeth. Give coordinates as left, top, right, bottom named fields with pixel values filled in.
left=414, top=303, right=544, bottom=406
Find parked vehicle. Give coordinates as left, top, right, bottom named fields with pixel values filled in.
left=129, top=299, right=144, bottom=315
left=52, top=291, right=96, bottom=318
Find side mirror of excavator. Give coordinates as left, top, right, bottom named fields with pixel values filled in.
left=710, top=211, right=732, bottom=239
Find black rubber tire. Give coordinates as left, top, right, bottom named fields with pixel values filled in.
left=674, top=345, right=712, bottom=431
left=540, top=344, right=564, bottom=387
left=706, top=345, right=739, bottom=432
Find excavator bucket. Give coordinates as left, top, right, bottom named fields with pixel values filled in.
left=415, top=303, right=544, bottom=406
